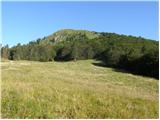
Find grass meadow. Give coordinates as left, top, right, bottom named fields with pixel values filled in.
left=1, top=60, right=159, bottom=118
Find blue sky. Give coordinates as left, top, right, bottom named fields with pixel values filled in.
left=2, top=1, right=158, bottom=46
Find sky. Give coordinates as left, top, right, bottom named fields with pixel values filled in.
left=1, top=1, right=159, bottom=47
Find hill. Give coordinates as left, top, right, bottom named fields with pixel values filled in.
left=1, top=60, right=158, bottom=118
left=1, top=29, right=159, bottom=78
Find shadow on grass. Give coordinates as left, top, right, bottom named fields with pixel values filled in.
left=92, top=61, right=129, bottom=74
left=92, top=61, right=159, bottom=80
left=92, top=62, right=107, bottom=68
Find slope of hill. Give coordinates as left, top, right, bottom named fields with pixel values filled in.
left=39, top=29, right=100, bottom=45
left=1, top=60, right=158, bottom=118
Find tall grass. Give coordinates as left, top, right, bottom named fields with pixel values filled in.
left=1, top=60, right=159, bottom=118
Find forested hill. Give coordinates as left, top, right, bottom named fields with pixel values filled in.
left=1, top=29, right=159, bottom=79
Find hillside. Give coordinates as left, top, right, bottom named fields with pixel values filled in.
left=1, top=60, right=158, bottom=118
left=40, top=29, right=100, bottom=45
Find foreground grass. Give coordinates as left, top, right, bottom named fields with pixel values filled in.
left=1, top=60, right=159, bottom=118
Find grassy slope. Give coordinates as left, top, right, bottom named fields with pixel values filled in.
left=40, top=29, right=100, bottom=45
left=1, top=60, right=159, bottom=118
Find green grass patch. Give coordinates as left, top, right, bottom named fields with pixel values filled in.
left=1, top=60, right=159, bottom=118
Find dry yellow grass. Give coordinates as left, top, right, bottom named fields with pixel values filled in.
left=1, top=60, right=159, bottom=118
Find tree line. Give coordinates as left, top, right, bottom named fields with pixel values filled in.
left=1, top=32, right=159, bottom=79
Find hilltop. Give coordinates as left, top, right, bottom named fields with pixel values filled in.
left=34, top=29, right=156, bottom=45
left=39, top=29, right=100, bottom=45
